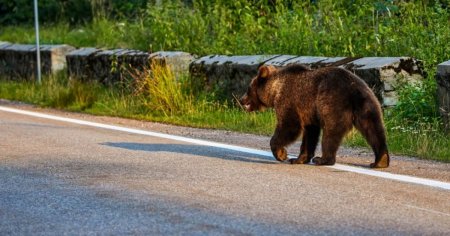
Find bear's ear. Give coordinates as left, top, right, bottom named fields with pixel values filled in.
left=258, top=65, right=277, bottom=79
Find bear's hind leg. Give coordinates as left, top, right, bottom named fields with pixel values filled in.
left=290, top=125, right=320, bottom=164
left=354, top=114, right=390, bottom=168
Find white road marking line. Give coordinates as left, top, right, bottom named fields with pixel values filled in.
left=404, top=204, right=450, bottom=217
left=1, top=105, right=449, bottom=191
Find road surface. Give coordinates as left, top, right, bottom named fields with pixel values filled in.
left=0, top=102, right=449, bottom=235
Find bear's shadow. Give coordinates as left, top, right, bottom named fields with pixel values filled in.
left=101, top=142, right=277, bottom=165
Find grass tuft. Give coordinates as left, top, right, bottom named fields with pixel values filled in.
left=132, top=62, right=196, bottom=117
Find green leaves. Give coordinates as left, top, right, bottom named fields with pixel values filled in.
left=391, top=79, right=438, bottom=123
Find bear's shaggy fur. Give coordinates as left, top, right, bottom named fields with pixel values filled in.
left=240, top=64, right=390, bottom=168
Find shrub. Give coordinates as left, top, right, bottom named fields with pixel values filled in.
left=0, top=0, right=149, bottom=26
left=388, top=77, right=438, bottom=124
left=0, top=0, right=92, bottom=25
left=132, top=62, right=197, bottom=116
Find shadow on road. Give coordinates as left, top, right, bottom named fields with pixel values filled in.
left=101, top=142, right=277, bottom=164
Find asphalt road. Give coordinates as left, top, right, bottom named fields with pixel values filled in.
left=0, top=105, right=449, bottom=235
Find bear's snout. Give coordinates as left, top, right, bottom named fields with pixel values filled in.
left=239, top=94, right=253, bottom=112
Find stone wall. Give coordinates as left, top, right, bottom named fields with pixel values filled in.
left=437, top=60, right=450, bottom=131
left=190, top=55, right=425, bottom=106
left=342, top=57, right=425, bottom=106
left=0, top=43, right=196, bottom=85
left=189, top=55, right=276, bottom=100
left=66, top=48, right=151, bottom=84
left=66, top=48, right=195, bottom=85
left=0, top=42, right=432, bottom=109
left=0, top=42, right=74, bottom=80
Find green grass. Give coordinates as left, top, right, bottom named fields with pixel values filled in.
left=0, top=71, right=275, bottom=136
left=345, top=120, right=450, bottom=162
left=0, top=18, right=150, bottom=49
left=0, top=72, right=99, bottom=110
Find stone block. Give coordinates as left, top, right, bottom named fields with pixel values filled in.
left=0, top=44, right=36, bottom=79
left=189, top=54, right=424, bottom=104
left=67, top=48, right=194, bottom=85
left=41, top=44, right=76, bottom=73
left=437, top=60, right=450, bottom=131
left=0, top=42, right=13, bottom=77
left=92, top=49, right=129, bottom=84
left=343, top=57, right=425, bottom=106
left=67, top=48, right=151, bottom=85
left=282, top=56, right=349, bottom=68
left=149, top=51, right=196, bottom=79
left=119, top=50, right=150, bottom=71
left=0, top=43, right=74, bottom=80
left=264, top=56, right=356, bottom=68
left=263, top=55, right=297, bottom=66
left=66, top=47, right=102, bottom=81
left=0, top=41, right=11, bottom=49
left=189, top=54, right=278, bottom=99
left=114, top=49, right=151, bottom=84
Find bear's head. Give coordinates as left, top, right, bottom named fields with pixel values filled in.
left=239, top=65, right=277, bottom=112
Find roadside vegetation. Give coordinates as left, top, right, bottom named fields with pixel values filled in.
left=0, top=67, right=276, bottom=135
left=0, top=0, right=449, bottom=162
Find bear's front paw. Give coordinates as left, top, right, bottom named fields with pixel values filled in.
left=272, top=148, right=288, bottom=162
left=312, top=156, right=335, bottom=166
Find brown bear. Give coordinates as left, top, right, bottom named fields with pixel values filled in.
left=240, top=64, right=390, bottom=168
